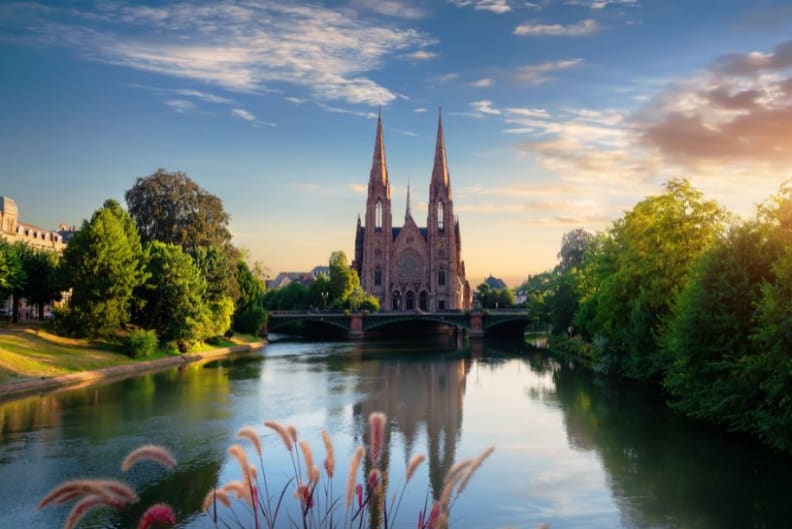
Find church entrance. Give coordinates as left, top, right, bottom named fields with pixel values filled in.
left=405, top=291, right=415, bottom=310
left=392, top=291, right=401, bottom=311
left=419, top=291, right=428, bottom=311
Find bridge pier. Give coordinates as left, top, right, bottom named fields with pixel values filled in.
left=469, top=313, right=485, bottom=339
left=348, top=314, right=365, bottom=340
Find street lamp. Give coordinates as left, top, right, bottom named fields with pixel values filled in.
left=321, top=291, right=328, bottom=311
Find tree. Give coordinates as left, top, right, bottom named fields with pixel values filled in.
left=19, top=247, right=62, bottom=319
left=193, top=244, right=237, bottom=301
left=233, top=260, right=267, bottom=334
left=125, top=169, right=233, bottom=256
left=60, top=199, right=146, bottom=338
left=0, top=240, right=25, bottom=317
left=578, top=179, right=728, bottom=379
left=557, top=228, right=593, bottom=272
left=136, top=241, right=206, bottom=345
left=328, top=251, right=356, bottom=308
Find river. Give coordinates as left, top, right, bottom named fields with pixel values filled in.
left=1, top=336, right=790, bottom=529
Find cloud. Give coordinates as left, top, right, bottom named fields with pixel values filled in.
left=164, top=99, right=196, bottom=113
left=390, top=127, right=419, bottom=137
left=470, top=100, right=501, bottom=115
left=514, top=19, right=599, bottom=36
left=515, top=58, right=583, bottom=85
left=637, top=39, right=792, bottom=168
left=564, top=0, right=638, bottom=9
left=426, top=72, right=460, bottom=86
left=284, top=96, right=305, bottom=105
left=3, top=1, right=431, bottom=106
left=470, top=78, right=494, bottom=88
left=448, top=0, right=511, bottom=14
left=414, top=107, right=428, bottom=113
left=231, top=108, right=255, bottom=121
left=403, top=50, right=437, bottom=60
left=349, top=183, right=367, bottom=194
left=353, top=0, right=428, bottom=19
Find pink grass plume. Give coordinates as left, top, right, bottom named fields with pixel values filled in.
left=137, top=503, right=176, bottom=529
left=264, top=421, right=294, bottom=452
left=368, top=412, right=386, bottom=463
left=236, top=426, right=263, bottom=457
left=345, top=446, right=365, bottom=507
left=63, top=495, right=113, bottom=529
left=121, top=445, right=177, bottom=472
left=356, top=483, right=364, bottom=509
left=321, top=430, right=335, bottom=478
left=406, top=454, right=425, bottom=482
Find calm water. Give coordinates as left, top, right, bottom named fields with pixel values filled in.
left=1, top=336, right=791, bottom=529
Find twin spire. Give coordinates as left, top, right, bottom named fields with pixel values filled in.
left=368, top=108, right=450, bottom=214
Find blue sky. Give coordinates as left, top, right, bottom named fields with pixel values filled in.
left=2, top=0, right=792, bottom=286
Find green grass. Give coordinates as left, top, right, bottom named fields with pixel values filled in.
left=0, top=329, right=263, bottom=384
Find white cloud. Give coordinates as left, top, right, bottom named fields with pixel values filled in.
left=449, top=0, right=511, bottom=14
left=515, top=58, right=583, bottom=85
left=349, top=183, right=367, bottom=194
left=6, top=1, right=431, bottom=106
left=231, top=108, right=255, bottom=121
left=390, top=127, right=419, bottom=137
left=470, top=78, right=494, bottom=88
left=565, top=0, right=638, bottom=9
left=403, top=50, right=437, bottom=60
left=427, top=73, right=460, bottom=86
left=471, top=100, right=501, bottom=115
left=353, top=0, right=428, bottom=19
left=514, top=19, right=599, bottom=36
left=414, top=107, right=428, bottom=113
left=165, top=99, right=196, bottom=113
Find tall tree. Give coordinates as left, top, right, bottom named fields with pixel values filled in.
left=19, top=247, right=62, bottom=319
left=61, top=199, right=146, bottom=338
left=0, top=239, right=25, bottom=318
left=578, top=178, right=728, bottom=378
left=328, top=251, right=355, bottom=307
left=233, top=259, right=267, bottom=334
left=125, top=169, right=233, bottom=256
left=557, top=228, right=593, bottom=272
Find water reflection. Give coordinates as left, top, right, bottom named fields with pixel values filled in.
left=2, top=340, right=792, bottom=529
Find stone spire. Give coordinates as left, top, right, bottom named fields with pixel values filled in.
left=370, top=111, right=389, bottom=189
left=405, top=179, right=412, bottom=220
left=430, top=108, right=450, bottom=195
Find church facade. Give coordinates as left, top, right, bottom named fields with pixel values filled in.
left=353, top=112, right=471, bottom=312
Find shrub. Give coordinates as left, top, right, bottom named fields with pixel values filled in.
left=124, top=329, right=158, bottom=359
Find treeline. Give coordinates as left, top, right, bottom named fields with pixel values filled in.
left=522, top=178, right=792, bottom=453
left=262, top=251, right=379, bottom=313
left=2, top=170, right=268, bottom=353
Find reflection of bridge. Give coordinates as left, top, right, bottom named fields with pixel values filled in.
left=265, top=309, right=533, bottom=339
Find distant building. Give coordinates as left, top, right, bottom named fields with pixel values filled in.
left=0, top=196, right=67, bottom=253
left=266, top=267, right=328, bottom=290
left=483, top=275, right=507, bottom=291
left=353, top=112, right=471, bottom=312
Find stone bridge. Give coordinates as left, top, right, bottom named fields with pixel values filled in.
left=265, top=309, right=533, bottom=339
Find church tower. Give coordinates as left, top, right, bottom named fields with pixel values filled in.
left=427, top=111, right=463, bottom=310
left=359, top=112, right=392, bottom=306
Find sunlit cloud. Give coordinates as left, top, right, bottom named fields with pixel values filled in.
left=164, top=99, right=196, bottom=113
left=515, top=59, right=583, bottom=85
left=448, top=0, right=512, bottom=14
left=231, top=108, right=255, bottom=121
left=470, top=78, right=494, bottom=88
left=514, top=19, right=599, bottom=36
left=353, top=0, right=428, bottom=19
left=470, top=100, right=501, bottom=115
left=564, top=0, right=639, bottom=9
left=2, top=0, right=431, bottom=106
left=349, top=183, right=367, bottom=194
left=403, top=50, right=437, bottom=60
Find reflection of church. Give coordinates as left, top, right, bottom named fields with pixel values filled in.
left=355, top=356, right=469, bottom=497
left=353, top=112, right=471, bottom=312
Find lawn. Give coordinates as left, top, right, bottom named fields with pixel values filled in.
left=0, top=328, right=264, bottom=385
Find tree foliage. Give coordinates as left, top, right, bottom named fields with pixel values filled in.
left=233, top=259, right=267, bottom=334
left=125, top=169, right=233, bottom=256
left=19, top=246, right=62, bottom=319
left=60, top=199, right=146, bottom=338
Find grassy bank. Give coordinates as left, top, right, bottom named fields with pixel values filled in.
left=0, top=327, right=261, bottom=385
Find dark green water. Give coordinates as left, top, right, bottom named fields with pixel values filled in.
left=1, top=336, right=791, bottom=529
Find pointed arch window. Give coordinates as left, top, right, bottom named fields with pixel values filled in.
left=374, top=266, right=382, bottom=286
left=375, top=200, right=383, bottom=230
left=438, top=268, right=446, bottom=287
left=437, top=201, right=444, bottom=232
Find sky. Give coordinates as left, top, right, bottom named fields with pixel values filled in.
left=1, top=0, right=792, bottom=287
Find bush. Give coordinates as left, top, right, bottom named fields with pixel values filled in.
left=124, top=329, right=158, bottom=359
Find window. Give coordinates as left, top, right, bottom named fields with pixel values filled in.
left=437, top=201, right=444, bottom=231
left=374, top=267, right=382, bottom=286
left=438, top=268, right=446, bottom=286
left=438, top=300, right=446, bottom=310
left=375, top=201, right=383, bottom=230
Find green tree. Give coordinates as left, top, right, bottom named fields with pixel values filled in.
left=0, top=240, right=25, bottom=318
left=60, top=199, right=146, bottom=338
left=557, top=228, right=593, bottom=272
left=125, top=169, right=233, bottom=256
left=193, top=244, right=237, bottom=301
left=233, top=260, right=267, bottom=334
left=328, top=251, right=355, bottom=307
left=19, top=247, right=62, bottom=319
left=137, top=241, right=206, bottom=345
left=579, top=179, right=728, bottom=379
left=664, top=222, right=777, bottom=428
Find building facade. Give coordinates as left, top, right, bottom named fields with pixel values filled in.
left=0, top=196, right=67, bottom=252
left=353, top=112, right=471, bottom=312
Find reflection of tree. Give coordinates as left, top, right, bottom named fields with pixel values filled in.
left=539, top=362, right=792, bottom=529
left=354, top=357, right=469, bottom=499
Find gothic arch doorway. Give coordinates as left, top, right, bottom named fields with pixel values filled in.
left=405, top=291, right=415, bottom=310
left=419, top=290, right=428, bottom=311
left=392, top=291, right=401, bottom=311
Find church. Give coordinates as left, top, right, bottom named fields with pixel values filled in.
left=353, top=112, right=471, bottom=312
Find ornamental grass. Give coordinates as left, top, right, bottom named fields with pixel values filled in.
left=39, top=411, right=509, bottom=529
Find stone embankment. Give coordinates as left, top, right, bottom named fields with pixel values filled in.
left=0, top=341, right=265, bottom=401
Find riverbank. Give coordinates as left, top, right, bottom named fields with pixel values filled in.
left=0, top=327, right=265, bottom=401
